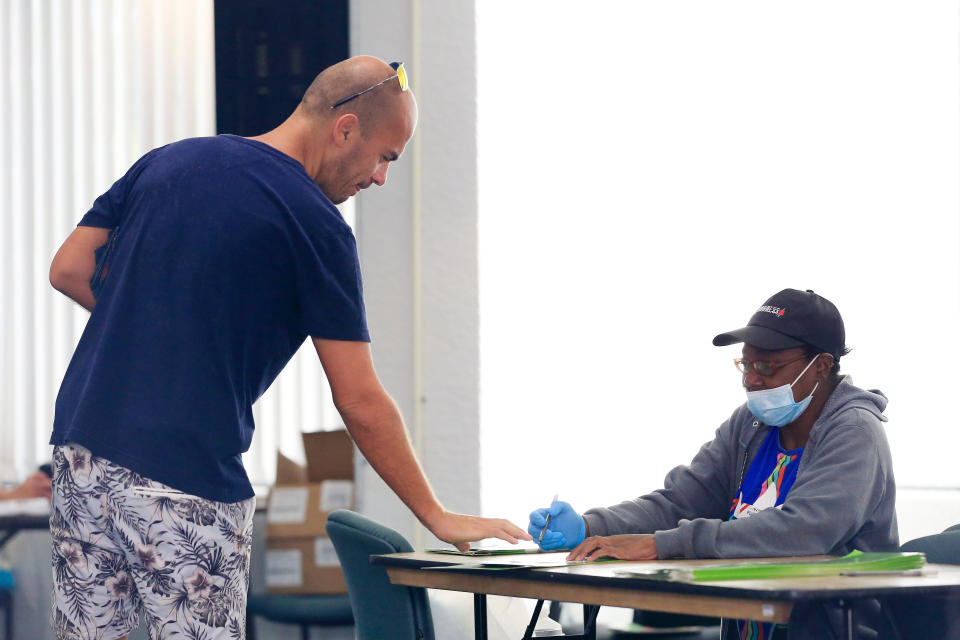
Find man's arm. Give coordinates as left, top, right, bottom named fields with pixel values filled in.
left=312, top=338, right=531, bottom=551
left=0, top=471, right=52, bottom=501
left=49, top=226, right=110, bottom=311
left=582, top=415, right=740, bottom=539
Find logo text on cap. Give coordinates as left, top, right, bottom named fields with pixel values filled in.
left=757, top=305, right=786, bottom=317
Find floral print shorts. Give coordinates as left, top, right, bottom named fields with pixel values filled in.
left=51, top=444, right=255, bottom=640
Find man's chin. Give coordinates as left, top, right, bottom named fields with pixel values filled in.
left=314, top=180, right=349, bottom=205
left=331, top=186, right=361, bottom=205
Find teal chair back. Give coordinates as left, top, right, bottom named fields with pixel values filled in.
left=326, top=510, right=435, bottom=640
left=885, top=524, right=960, bottom=637
left=900, top=524, right=960, bottom=565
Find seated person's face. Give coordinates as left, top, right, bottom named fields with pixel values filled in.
left=740, top=345, right=814, bottom=394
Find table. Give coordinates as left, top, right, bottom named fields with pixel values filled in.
left=373, top=551, right=960, bottom=640
left=0, top=511, right=48, bottom=640
left=0, top=512, right=49, bottom=550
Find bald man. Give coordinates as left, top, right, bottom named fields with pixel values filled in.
left=48, top=56, right=529, bottom=640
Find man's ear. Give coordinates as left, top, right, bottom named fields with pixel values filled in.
left=332, top=114, right=360, bottom=147
left=818, top=354, right=835, bottom=379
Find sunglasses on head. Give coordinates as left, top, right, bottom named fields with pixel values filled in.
left=331, top=62, right=408, bottom=109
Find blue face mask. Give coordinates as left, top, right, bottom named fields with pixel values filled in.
left=745, top=355, right=820, bottom=427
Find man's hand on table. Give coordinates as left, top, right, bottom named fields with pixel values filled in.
left=425, top=509, right=532, bottom=552
left=0, top=471, right=52, bottom=501
left=566, top=534, right=658, bottom=562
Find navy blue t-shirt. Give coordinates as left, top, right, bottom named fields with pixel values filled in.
left=51, top=135, right=369, bottom=502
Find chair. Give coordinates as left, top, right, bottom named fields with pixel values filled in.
left=900, top=523, right=960, bottom=564
left=245, top=593, right=353, bottom=640
left=325, top=509, right=435, bottom=640
left=0, top=568, right=13, bottom=640
left=878, top=523, right=960, bottom=639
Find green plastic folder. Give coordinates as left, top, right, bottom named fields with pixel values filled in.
left=614, top=551, right=926, bottom=582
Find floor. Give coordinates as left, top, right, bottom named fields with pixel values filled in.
left=556, top=604, right=723, bottom=640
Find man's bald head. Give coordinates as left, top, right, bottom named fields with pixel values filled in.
left=299, top=55, right=416, bottom=139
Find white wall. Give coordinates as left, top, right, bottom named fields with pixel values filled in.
left=350, top=0, right=481, bottom=548
left=352, top=1, right=960, bottom=548
left=476, top=0, right=960, bottom=535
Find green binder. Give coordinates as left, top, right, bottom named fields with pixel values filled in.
left=614, top=550, right=927, bottom=582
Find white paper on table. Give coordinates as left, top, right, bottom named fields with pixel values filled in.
left=267, top=487, right=309, bottom=524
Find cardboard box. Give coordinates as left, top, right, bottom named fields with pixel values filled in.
left=265, top=429, right=354, bottom=594
left=302, top=429, right=354, bottom=482
left=264, top=537, right=348, bottom=595
left=265, top=481, right=355, bottom=539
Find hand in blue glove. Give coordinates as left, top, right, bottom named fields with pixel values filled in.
left=527, top=501, right=586, bottom=551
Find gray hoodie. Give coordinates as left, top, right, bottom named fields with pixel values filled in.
left=583, top=376, right=897, bottom=558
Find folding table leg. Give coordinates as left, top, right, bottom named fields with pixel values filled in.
left=521, top=599, right=546, bottom=640
left=474, top=593, right=488, bottom=640
left=582, top=604, right=600, bottom=640
left=521, top=601, right=598, bottom=639
left=839, top=599, right=856, bottom=640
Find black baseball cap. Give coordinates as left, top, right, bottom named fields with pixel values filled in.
left=712, top=289, right=846, bottom=359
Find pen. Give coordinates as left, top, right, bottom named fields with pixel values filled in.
left=538, top=493, right=559, bottom=545
left=839, top=569, right=933, bottom=577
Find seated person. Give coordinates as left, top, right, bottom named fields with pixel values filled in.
left=0, top=470, right=52, bottom=501
left=528, top=289, right=896, bottom=640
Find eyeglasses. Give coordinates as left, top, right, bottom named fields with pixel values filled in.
left=733, top=354, right=808, bottom=376
left=331, top=62, right=408, bottom=109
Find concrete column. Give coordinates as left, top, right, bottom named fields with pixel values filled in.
left=351, top=0, right=479, bottom=547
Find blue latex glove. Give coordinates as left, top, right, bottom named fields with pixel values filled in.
left=527, top=501, right=586, bottom=551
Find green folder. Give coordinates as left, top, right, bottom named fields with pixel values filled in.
left=614, top=551, right=926, bottom=582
